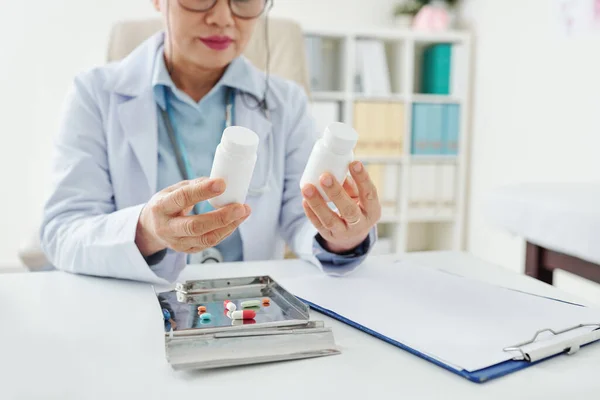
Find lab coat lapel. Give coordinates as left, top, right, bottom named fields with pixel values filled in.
left=118, top=90, right=158, bottom=195
left=234, top=92, right=272, bottom=147
left=236, top=94, right=273, bottom=261
left=106, top=33, right=164, bottom=196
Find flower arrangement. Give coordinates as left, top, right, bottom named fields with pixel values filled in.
left=393, top=0, right=424, bottom=17
left=394, top=0, right=460, bottom=30
left=393, top=0, right=459, bottom=17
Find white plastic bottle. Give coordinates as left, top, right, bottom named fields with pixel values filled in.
left=208, top=126, right=259, bottom=208
left=300, top=122, right=359, bottom=201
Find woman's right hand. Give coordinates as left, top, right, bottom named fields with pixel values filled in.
left=135, top=178, right=251, bottom=257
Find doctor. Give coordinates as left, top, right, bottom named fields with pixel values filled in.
left=40, top=0, right=381, bottom=284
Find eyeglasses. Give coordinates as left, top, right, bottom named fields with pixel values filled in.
left=177, top=0, right=272, bottom=19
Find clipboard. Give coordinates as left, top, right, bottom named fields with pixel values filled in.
left=272, top=261, right=600, bottom=384
left=302, top=298, right=600, bottom=383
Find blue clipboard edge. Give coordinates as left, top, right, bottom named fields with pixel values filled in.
left=299, top=297, right=599, bottom=383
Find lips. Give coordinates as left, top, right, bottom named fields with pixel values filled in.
left=199, top=36, right=233, bottom=51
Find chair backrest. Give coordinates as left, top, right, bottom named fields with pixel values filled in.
left=106, top=17, right=311, bottom=95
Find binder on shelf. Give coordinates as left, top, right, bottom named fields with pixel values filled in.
left=429, top=104, right=444, bottom=155
left=321, top=37, right=340, bottom=91
left=442, top=104, right=460, bottom=155
left=304, top=36, right=322, bottom=91
left=353, top=101, right=403, bottom=155
left=411, top=104, right=444, bottom=155
left=352, top=101, right=369, bottom=155
left=372, top=102, right=387, bottom=152
left=277, top=261, right=600, bottom=383
left=421, top=44, right=452, bottom=95
left=439, top=164, right=456, bottom=208
left=304, top=36, right=340, bottom=91
left=353, top=101, right=404, bottom=208
left=411, top=103, right=428, bottom=155
left=353, top=102, right=384, bottom=194
left=356, top=39, right=391, bottom=96
left=408, top=164, right=437, bottom=213
left=386, top=103, right=405, bottom=155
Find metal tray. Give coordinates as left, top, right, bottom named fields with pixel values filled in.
left=157, top=275, right=310, bottom=334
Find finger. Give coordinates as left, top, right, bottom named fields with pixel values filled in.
left=166, top=181, right=197, bottom=215
left=301, top=184, right=345, bottom=233
left=178, top=213, right=250, bottom=251
left=349, top=161, right=381, bottom=222
left=302, top=199, right=323, bottom=231
left=163, top=178, right=201, bottom=194
left=168, top=203, right=248, bottom=237
left=162, top=178, right=196, bottom=215
left=160, top=178, right=225, bottom=215
left=343, top=176, right=359, bottom=198
left=319, top=173, right=363, bottom=227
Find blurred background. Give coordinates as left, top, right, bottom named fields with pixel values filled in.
left=1, top=0, right=599, bottom=303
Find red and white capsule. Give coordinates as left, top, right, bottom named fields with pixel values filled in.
left=223, top=300, right=237, bottom=312
left=229, top=310, right=256, bottom=320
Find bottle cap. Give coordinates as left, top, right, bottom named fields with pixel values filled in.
left=221, top=126, right=259, bottom=155
left=323, top=122, right=359, bottom=155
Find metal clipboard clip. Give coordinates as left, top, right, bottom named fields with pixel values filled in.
left=503, top=323, right=600, bottom=363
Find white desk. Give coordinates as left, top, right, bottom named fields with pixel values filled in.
left=2, top=252, right=599, bottom=399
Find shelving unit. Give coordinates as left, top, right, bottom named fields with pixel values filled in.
left=303, top=26, right=472, bottom=255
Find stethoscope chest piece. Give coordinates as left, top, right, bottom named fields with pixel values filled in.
left=190, top=247, right=224, bottom=264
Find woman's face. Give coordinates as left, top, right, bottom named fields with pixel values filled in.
left=154, top=0, right=261, bottom=70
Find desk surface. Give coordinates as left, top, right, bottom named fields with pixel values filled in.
left=2, top=252, right=599, bottom=399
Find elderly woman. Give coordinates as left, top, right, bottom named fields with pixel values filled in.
left=40, top=0, right=381, bottom=284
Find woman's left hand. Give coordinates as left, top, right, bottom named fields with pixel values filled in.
left=301, top=161, right=382, bottom=254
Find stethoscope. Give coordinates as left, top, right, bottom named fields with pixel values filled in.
left=158, top=87, right=273, bottom=263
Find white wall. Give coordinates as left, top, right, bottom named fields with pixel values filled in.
left=0, top=0, right=399, bottom=268
left=460, top=0, right=600, bottom=304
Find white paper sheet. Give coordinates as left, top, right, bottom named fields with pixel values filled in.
left=277, top=261, right=600, bottom=372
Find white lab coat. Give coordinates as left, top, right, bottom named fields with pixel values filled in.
left=40, top=32, right=371, bottom=284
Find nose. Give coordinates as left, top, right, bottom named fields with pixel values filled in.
left=205, top=0, right=234, bottom=28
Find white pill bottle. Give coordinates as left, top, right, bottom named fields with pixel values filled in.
left=300, top=122, right=359, bottom=201
left=208, top=126, right=260, bottom=208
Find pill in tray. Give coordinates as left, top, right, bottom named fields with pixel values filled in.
left=223, top=300, right=237, bottom=312
left=241, top=300, right=261, bottom=308
left=229, top=310, right=256, bottom=320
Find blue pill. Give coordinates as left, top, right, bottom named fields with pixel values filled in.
left=200, top=313, right=212, bottom=320
left=162, top=309, right=171, bottom=320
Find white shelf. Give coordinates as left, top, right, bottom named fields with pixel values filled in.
left=303, top=26, right=471, bottom=255
left=311, top=91, right=346, bottom=102
left=409, top=155, right=458, bottom=164
left=358, top=155, right=405, bottom=164
left=411, top=94, right=462, bottom=104
left=410, top=31, right=470, bottom=44
left=406, top=215, right=456, bottom=223
left=379, top=214, right=456, bottom=224
left=353, top=93, right=406, bottom=103
left=303, top=26, right=470, bottom=44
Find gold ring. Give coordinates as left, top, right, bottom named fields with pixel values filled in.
left=346, top=217, right=361, bottom=226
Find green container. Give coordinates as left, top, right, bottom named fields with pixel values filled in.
left=421, top=44, right=452, bottom=95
